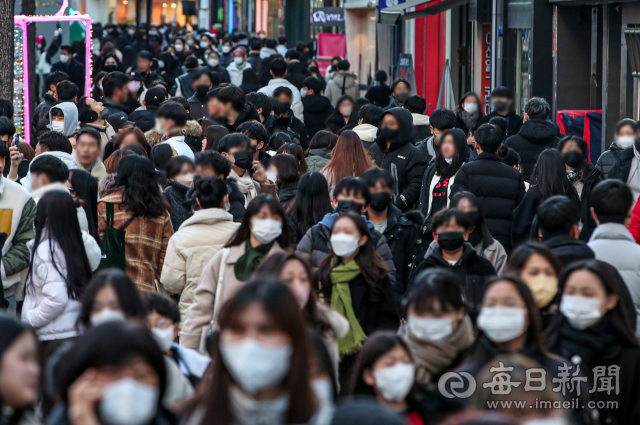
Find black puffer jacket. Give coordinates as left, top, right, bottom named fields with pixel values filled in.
left=163, top=180, right=193, bottom=231
left=504, top=119, right=560, bottom=182
left=543, top=235, right=594, bottom=267
left=609, top=146, right=635, bottom=182
left=364, top=83, right=392, bottom=108
left=225, top=104, right=261, bottom=133
left=451, top=152, right=526, bottom=253
left=368, top=108, right=428, bottom=211
left=302, top=95, right=334, bottom=137
left=596, top=143, right=625, bottom=179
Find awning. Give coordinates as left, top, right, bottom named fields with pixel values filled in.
left=378, top=0, right=469, bottom=24
left=344, top=0, right=378, bottom=9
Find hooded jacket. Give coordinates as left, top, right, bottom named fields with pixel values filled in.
left=325, top=71, right=359, bottom=107
left=48, top=102, right=78, bottom=137
left=20, top=151, right=78, bottom=193
left=504, top=119, right=560, bottom=182
left=302, top=94, right=334, bottom=138
left=368, top=108, right=428, bottom=211
left=352, top=124, right=378, bottom=148
left=226, top=61, right=252, bottom=86
left=596, top=143, right=625, bottom=179
left=410, top=113, right=432, bottom=144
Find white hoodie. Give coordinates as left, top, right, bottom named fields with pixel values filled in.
left=352, top=124, right=378, bottom=142
left=20, top=151, right=78, bottom=194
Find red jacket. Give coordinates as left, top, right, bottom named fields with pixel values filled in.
left=628, top=194, right=640, bottom=244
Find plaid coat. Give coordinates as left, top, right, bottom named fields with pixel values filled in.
left=98, top=190, right=173, bottom=294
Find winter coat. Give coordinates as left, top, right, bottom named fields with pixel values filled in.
left=596, top=143, right=625, bottom=179
left=476, top=110, right=524, bottom=138
left=325, top=71, right=359, bottom=107
left=163, top=180, right=193, bottom=231
left=368, top=108, right=428, bottom=211
left=226, top=61, right=252, bottom=86
left=98, top=190, right=173, bottom=294
left=277, top=182, right=297, bottom=212
left=101, top=98, right=130, bottom=120
left=451, top=152, right=526, bottom=253
left=225, top=104, right=262, bottom=133
left=364, top=83, right=392, bottom=108
left=295, top=212, right=397, bottom=288
left=75, top=155, right=107, bottom=182
left=589, top=223, right=640, bottom=332
left=410, top=113, right=432, bottom=144
left=352, top=124, right=378, bottom=147
left=160, top=208, right=239, bottom=326
left=145, top=120, right=203, bottom=154
left=306, top=149, right=331, bottom=172
left=543, top=235, right=594, bottom=268
left=425, top=237, right=507, bottom=275
left=511, top=186, right=555, bottom=247
left=413, top=244, right=496, bottom=314
left=203, top=65, right=231, bottom=84
left=21, top=232, right=101, bottom=340
left=630, top=193, right=640, bottom=244
left=302, top=95, right=334, bottom=137
left=180, top=241, right=285, bottom=349
left=578, top=162, right=603, bottom=241
left=51, top=59, right=85, bottom=95
left=258, top=79, right=304, bottom=120
left=609, top=146, right=635, bottom=183
left=366, top=205, right=422, bottom=299
left=264, top=114, right=308, bottom=148
left=175, top=70, right=199, bottom=99
left=187, top=94, right=209, bottom=122
left=504, top=119, right=560, bottom=182
left=247, top=51, right=262, bottom=71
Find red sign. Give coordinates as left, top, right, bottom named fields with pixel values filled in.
left=481, top=24, right=492, bottom=115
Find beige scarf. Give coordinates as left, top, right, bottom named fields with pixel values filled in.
left=403, top=315, right=475, bottom=383
left=230, top=169, right=258, bottom=206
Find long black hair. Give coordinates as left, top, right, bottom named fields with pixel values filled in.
left=434, top=128, right=469, bottom=179
left=113, top=155, right=170, bottom=217
left=287, top=172, right=333, bottom=242
left=529, top=149, right=579, bottom=203
left=26, top=191, right=93, bottom=301
left=77, top=269, right=146, bottom=328
left=450, top=191, right=494, bottom=248
left=225, top=194, right=292, bottom=249
left=557, top=135, right=590, bottom=181
left=69, top=169, right=100, bottom=244
left=545, top=260, right=639, bottom=349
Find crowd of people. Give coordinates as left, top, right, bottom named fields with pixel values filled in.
left=3, top=22, right=640, bottom=425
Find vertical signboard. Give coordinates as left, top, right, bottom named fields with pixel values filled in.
left=481, top=23, right=492, bottom=115
left=394, top=53, right=417, bottom=95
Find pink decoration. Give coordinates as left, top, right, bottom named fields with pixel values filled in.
left=14, top=0, right=93, bottom=144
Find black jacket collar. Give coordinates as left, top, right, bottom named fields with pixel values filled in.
left=475, top=152, right=502, bottom=162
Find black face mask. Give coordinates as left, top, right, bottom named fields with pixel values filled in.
left=563, top=150, right=584, bottom=169
left=378, top=127, right=399, bottom=142
left=437, top=231, right=465, bottom=251
left=233, top=150, right=254, bottom=170
left=394, top=92, right=410, bottom=104
left=493, top=100, right=508, bottom=112
left=195, top=84, right=210, bottom=97
left=103, top=65, right=118, bottom=73
left=466, top=210, right=480, bottom=228
left=336, top=200, right=364, bottom=214
left=369, top=192, right=392, bottom=212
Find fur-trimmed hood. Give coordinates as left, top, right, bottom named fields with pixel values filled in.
left=145, top=120, right=202, bottom=146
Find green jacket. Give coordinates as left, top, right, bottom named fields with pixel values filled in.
left=3, top=198, right=36, bottom=278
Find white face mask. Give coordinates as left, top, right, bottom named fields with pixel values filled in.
left=174, top=44, right=183, bottom=52
left=477, top=307, right=527, bottom=343
left=559, top=295, right=603, bottom=330
left=176, top=172, right=194, bottom=187
left=265, top=170, right=278, bottom=183
left=200, top=41, right=209, bottom=49
left=128, top=81, right=141, bottom=92
left=339, top=106, right=352, bottom=117
left=222, top=45, right=231, bottom=54
left=155, top=119, right=165, bottom=135
left=127, top=29, right=135, bottom=36
left=463, top=102, right=478, bottom=114
left=300, top=88, right=307, bottom=97
left=234, top=56, right=244, bottom=65
left=311, top=378, right=333, bottom=405
left=208, top=58, right=219, bottom=67
left=99, top=378, right=159, bottom=425
left=444, top=157, right=453, bottom=164
left=330, top=233, right=360, bottom=258
left=51, top=121, right=65, bottom=133
left=59, top=54, right=70, bottom=63
left=90, top=308, right=126, bottom=327
left=616, top=135, right=635, bottom=149
left=372, top=363, right=415, bottom=402
left=219, top=338, right=292, bottom=394
left=407, top=316, right=453, bottom=341
left=158, top=60, right=165, bottom=69
left=151, top=326, right=175, bottom=351
left=251, top=219, right=283, bottom=244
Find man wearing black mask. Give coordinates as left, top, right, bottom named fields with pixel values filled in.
left=383, top=79, right=412, bottom=112
left=413, top=208, right=495, bottom=317
left=476, top=86, right=523, bottom=137
left=363, top=168, right=422, bottom=300
left=188, top=71, right=217, bottom=121
left=296, top=177, right=396, bottom=287
left=368, top=108, right=427, bottom=211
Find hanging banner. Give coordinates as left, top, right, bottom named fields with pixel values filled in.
left=394, top=53, right=417, bottom=94
left=481, top=23, right=492, bottom=115
left=311, top=8, right=346, bottom=27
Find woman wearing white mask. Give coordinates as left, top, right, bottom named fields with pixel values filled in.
left=50, top=322, right=179, bottom=425
left=204, top=51, right=231, bottom=84
left=546, top=260, right=640, bottom=425
left=325, top=96, right=354, bottom=134
left=417, top=128, right=469, bottom=243
left=596, top=118, right=636, bottom=179
left=163, top=156, right=196, bottom=230
left=180, top=195, right=289, bottom=350
left=226, top=48, right=252, bottom=87
left=401, top=269, right=474, bottom=384
left=316, top=212, right=400, bottom=388
left=161, top=176, right=240, bottom=326
left=454, top=91, right=484, bottom=136
left=183, top=278, right=319, bottom=425
left=77, top=269, right=147, bottom=329
left=349, top=333, right=457, bottom=424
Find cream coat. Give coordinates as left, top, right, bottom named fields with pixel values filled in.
left=160, top=208, right=240, bottom=326
left=179, top=240, right=285, bottom=349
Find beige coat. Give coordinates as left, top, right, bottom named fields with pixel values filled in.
left=179, top=240, right=285, bottom=349
left=160, top=208, right=240, bottom=325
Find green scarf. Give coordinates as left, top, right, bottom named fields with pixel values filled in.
left=330, top=259, right=367, bottom=358
left=234, top=240, right=274, bottom=281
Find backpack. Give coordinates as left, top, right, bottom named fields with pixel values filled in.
left=97, top=203, right=136, bottom=271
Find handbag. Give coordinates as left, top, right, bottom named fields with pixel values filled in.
left=97, top=203, right=136, bottom=271
left=198, top=247, right=230, bottom=354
